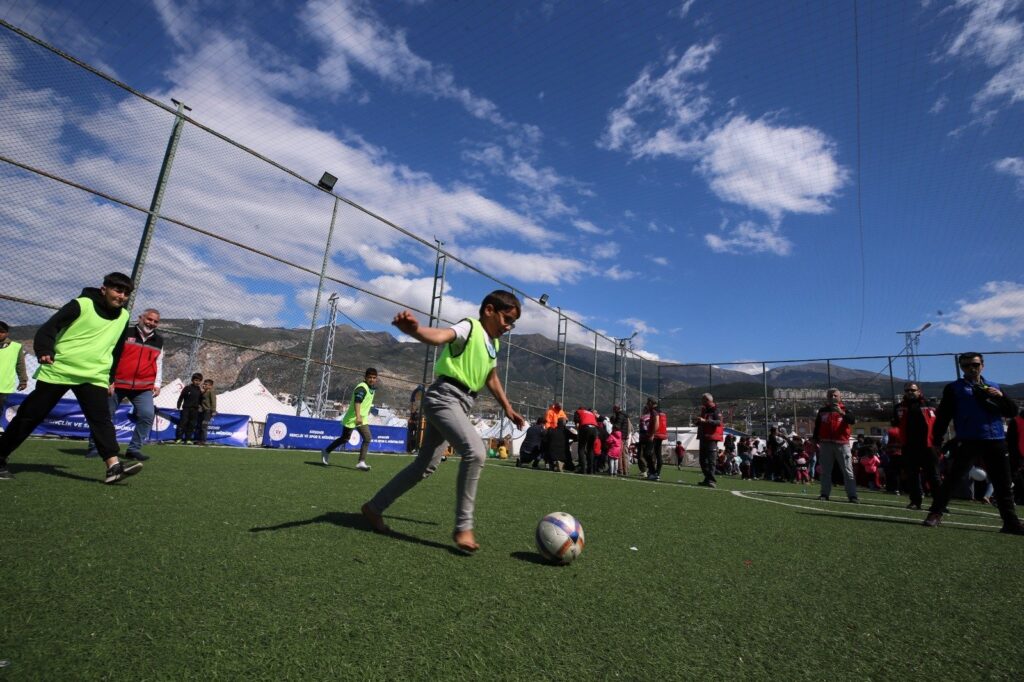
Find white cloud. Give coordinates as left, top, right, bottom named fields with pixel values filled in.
left=592, top=242, right=620, bottom=259
left=650, top=256, right=669, bottom=266
left=356, top=244, right=420, bottom=276
left=599, top=41, right=846, bottom=255
left=673, top=1, right=699, bottom=19
left=301, top=0, right=535, bottom=143
left=994, top=156, right=1024, bottom=190
left=704, top=220, right=793, bottom=256
left=599, top=40, right=718, bottom=157
left=604, top=265, right=637, bottom=281
left=938, top=281, right=1024, bottom=340
left=572, top=218, right=608, bottom=235
left=698, top=116, right=847, bottom=219
left=930, top=94, right=949, bottom=113
left=458, top=247, right=589, bottom=285
left=726, top=362, right=765, bottom=375
left=944, top=0, right=1024, bottom=116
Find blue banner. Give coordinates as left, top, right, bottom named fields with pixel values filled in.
left=1, top=394, right=249, bottom=448
left=262, top=412, right=407, bottom=452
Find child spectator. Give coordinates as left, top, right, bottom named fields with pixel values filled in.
left=606, top=428, right=623, bottom=476
left=860, top=445, right=882, bottom=490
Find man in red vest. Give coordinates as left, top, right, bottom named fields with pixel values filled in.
left=896, top=383, right=940, bottom=511
left=695, top=393, right=723, bottom=487
left=812, top=388, right=859, bottom=503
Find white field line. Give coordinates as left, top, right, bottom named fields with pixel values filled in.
left=730, top=490, right=1000, bottom=529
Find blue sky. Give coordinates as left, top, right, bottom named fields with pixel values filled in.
left=1, top=0, right=1023, bottom=380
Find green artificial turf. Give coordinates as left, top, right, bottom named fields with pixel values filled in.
left=1, top=440, right=1022, bottom=680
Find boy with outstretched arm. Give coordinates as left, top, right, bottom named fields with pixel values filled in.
left=361, top=290, right=525, bottom=552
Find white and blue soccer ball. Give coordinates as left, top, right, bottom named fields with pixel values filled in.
left=535, top=512, right=585, bottom=565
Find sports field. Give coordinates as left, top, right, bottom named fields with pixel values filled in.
left=1, top=440, right=1021, bottom=679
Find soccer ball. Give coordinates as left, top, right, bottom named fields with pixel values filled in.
left=535, top=512, right=585, bottom=565
left=968, top=466, right=987, bottom=482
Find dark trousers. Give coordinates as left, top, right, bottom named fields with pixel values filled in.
left=577, top=425, right=596, bottom=473
left=902, top=446, right=940, bottom=507
left=0, top=380, right=119, bottom=461
left=325, top=424, right=372, bottom=460
left=699, top=439, right=718, bottom=483
left=645, top=438, right=664, bottom=476
left=177, top=407, right=200, bottom=442
left=197, top=413, right=213, bottom=444
left=929, top=440, right=1020, bottom=525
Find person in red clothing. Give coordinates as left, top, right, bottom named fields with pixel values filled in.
left=86, top=307, right=164, bottom=461
left=695, top=393, right=723, bottom=487
left=812, top=388, right=859, bottom=503
left=896, top=383, right=941, bottom=510
left=574, top=405, right=599, bottom=474
left=859, top=445, right=882, bottom=490
left=1005, top=414, right=1024, bottom=504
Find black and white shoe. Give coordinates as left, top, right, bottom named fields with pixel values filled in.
left=104, top=461, right=143, bottom=484
left=0, top=466, right=14, bottom=480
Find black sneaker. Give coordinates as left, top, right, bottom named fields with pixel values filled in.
left=848, top=497, right=860, bottom=504
left=999, top=522, right=1024, bottom=536
left=906, top=503, right=922, bottom=510
left=817, top=495, right=830, bottom=501
left=0, top=466, right=14, bottom=480
left=84, top=449, right=100, bottom=459
left=126, top=452, right=150, bottom=462
left=104, top=461, right=143, bottom=484
left=922, top=512, right=943, bottom=528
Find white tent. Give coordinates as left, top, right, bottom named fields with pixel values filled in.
left=155, top=377, right=292, bottom=423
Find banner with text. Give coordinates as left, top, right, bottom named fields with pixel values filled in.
left=262, top=413, right=407, bottom=452
left=1, top=395, right=249, bottom=447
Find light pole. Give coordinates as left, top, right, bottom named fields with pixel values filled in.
left=896, top=322, right=931, bottom=383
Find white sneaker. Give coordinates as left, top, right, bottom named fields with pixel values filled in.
left=321, top=449, right=330, bottom=465
left=356, top=460, right=371, bottom=471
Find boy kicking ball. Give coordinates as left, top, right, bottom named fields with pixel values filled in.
left=361, top=290, right=525, bottom=552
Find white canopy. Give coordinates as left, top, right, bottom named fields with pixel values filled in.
left=156, top=377, right=292, bottom=423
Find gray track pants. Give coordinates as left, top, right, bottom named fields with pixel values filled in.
left=818, top=441, right=858, bottom=499
left=366, top=380, right=485, bottom=532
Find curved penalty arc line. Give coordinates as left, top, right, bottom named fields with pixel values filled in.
left=730, top=490, right=1000, bottom=530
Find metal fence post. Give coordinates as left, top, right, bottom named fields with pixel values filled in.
left=762, top=362, right=769, bottom=437
left=129, top=98, right=190, bottom=310
left=296, top=196, right=340, bottom=416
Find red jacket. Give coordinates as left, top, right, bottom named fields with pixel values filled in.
left=813, top=404, right=853, bottom=443
left=896, top=402, right=937, bottom=448
left=654, top=411, right=668, bottom=440
left=574, top=408, right=598, bottom=427
left=112, top=326, right=163, bottom=391
left=698, top=404, right=724, bottom=441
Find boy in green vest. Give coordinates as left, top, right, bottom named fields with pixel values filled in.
left=361, top=291, right=525, bottom=553
left=321, top=367, right=378, bottom=470
left=0, top=320, right=28, bottom=414
left=0, top=273, right=142, bottom=484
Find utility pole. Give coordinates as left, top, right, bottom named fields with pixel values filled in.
left=313, top=293, right=340, bottom=418
left=897, top=323, right=931, bottom=383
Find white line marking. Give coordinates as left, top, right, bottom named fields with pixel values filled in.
left=730, top=490, right=1000, bottom=529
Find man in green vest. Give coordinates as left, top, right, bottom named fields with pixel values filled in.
left=0, top=321, right=29, bottom=414
left=321, top=367, right=378, bottom=470
left=0, top=273, right=143, bottom=484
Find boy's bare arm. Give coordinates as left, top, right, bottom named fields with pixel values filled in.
left=392, top=310, right=456, bottom=346
left=485, top=368, right=524, bottom=429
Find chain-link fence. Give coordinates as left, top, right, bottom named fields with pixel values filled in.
left=0, top=21, right=652, bottom=429
left=3, top=21, right=1022, bottom=441
left=657, top=352, right=1024, bottom=438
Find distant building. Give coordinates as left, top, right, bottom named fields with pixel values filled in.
left=772, top=388, right=879, bottom=402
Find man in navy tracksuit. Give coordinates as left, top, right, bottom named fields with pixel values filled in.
left=923, top=353, right=1023, bottom=534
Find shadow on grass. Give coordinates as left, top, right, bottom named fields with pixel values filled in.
left=58, top=447, right=91, bottom=457
left=795, top=511, right=999, bottom=533
left=302, top=461, right=362, bottom=470
left=7, top=462, right=98, bottom=483
left=509, top=550, right=555, bottom=566
left=249, top=511, right=461, bottom=555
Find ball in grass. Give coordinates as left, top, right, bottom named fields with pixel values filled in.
left=968, top=466, right=987, bottom=482
left=535, top=512, right=585, bottom=565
